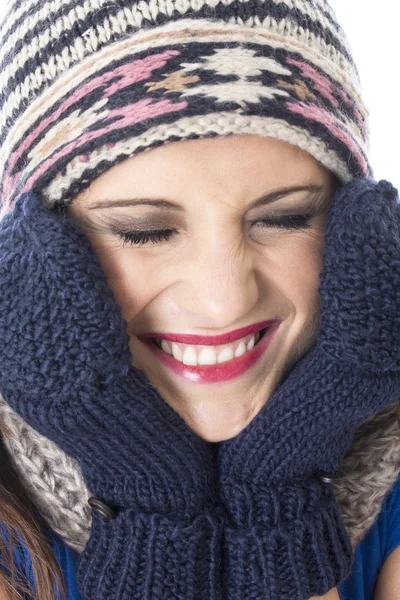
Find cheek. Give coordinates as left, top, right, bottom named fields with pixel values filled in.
left=289, top=242, right=322, bottom=293
left=89, top=231, right=325, bottom=326
left=267, top=234, right=324, bottom=309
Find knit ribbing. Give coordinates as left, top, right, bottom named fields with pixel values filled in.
left=220, top=480, right=352, bottom=600
left=1, top=394, right=399, bottom=553
left=77, top=509, right=223, bottom=599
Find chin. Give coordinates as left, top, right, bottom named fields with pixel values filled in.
left=176, top=401, right=261, bottom=442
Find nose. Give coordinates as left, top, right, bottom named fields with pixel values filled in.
left=177, top=238, right=261, bottom=329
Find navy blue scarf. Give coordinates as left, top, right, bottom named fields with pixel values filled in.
left=0, top=178, right=399, bottom=600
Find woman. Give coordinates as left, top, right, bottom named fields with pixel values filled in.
left=0, top=0, right=399, bottom=599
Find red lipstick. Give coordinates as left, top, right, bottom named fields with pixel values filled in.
left=137, top=320, right=282, bottom=384
left=137, top=320, right=277, bottom=345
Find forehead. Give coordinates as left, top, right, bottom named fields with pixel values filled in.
left=108, top=134, right=324, bottom=174
left=73, top=135, right=335, bottom=208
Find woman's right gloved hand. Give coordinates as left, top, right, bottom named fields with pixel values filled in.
left=0, top=191, right=223, bottom=600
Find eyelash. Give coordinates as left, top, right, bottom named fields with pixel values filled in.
left=116, top=214, right=313, bottom=247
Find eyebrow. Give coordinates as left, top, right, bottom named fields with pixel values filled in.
left=87, top=185, right=326, bottom=211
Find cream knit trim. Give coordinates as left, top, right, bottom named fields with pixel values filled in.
left=41, top=113, right=354, bottom=208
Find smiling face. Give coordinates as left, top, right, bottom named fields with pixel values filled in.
left=67, top=134, right=339, bottom=441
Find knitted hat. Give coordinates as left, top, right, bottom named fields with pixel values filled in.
left=0, top=0, right=372, bottom=220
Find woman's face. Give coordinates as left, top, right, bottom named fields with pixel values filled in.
left=68, top=134, right=338, bottom=441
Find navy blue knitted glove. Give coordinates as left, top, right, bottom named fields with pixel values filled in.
left=217, top=179, right=400, bottom=600
left=0, top=191, right=223, bottom=600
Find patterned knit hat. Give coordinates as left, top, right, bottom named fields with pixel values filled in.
left=0, top=0, right=373, bottom=220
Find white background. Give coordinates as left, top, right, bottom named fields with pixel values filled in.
left=332, top=1, right=399, bottom=189
left=0, top=1, right=398, bottom=189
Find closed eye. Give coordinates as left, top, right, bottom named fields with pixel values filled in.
left=254, top=214, right=313, bottom=230
left=118, top=229, right=177, bottom=247
left=115, top=213, right=314, bottom=247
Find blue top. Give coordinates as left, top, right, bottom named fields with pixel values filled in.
left=0, top=522, right=83, bottom=600
left=338, top=473, right=400, bottom=600
left=2, top=476, right=400, bottom=600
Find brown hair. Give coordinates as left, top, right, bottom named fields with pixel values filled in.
left=0, top=425, right=67, bottom=600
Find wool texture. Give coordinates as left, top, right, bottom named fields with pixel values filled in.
left=0, top=178, right=399, bottom=600
left=0, top=0, right=372, bottom=219
left=1, top=397, right=400, bottom=555
left=0, top=1, right=399, bottom=599
left=0, top=189, right=225, bottom=600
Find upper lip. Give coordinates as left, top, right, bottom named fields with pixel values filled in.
left=136, top=320, right=280, bottom=345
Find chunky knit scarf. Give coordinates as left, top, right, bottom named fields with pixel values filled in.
left=0, top=177, right=399, bottom=600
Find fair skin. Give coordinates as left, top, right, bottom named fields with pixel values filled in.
left=66, top=134, right=399, bottom=600
left=372, top=546, right=400, bottom=599
left=68, top=134, right=336, bottom=442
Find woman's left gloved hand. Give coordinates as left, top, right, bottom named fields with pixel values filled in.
left=216, top=178, right=400, bottom=600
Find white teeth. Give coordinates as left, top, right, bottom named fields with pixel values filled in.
left=156, top=328, right=267, bottom=366
left=198, top=347, right=217, bottom=365
left=171, top=343, right=183, bottom=361
left=247, top=335, right=255, bottom=351
left=217, top=346, right=234, bottom=364
left=234, top=341, right=246, bottom=358
left=161, top=340, right=172, bottom=355
left=182, top=346, right=197, bottom=366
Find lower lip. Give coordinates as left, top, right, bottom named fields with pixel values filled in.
left=139, top=322, right=281, bottom=384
